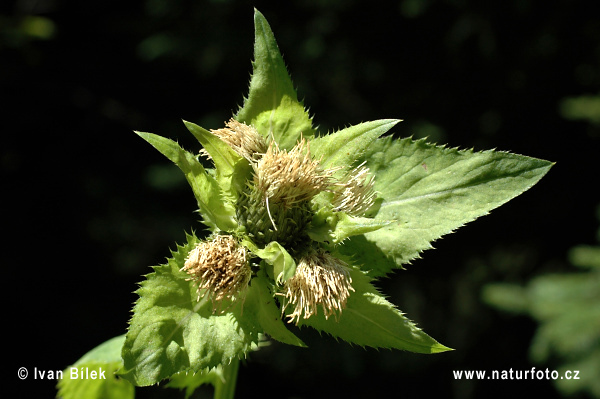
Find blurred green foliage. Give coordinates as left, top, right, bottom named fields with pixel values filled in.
left=483, top=204, right=600, bottom=398
left=560, top=94, right=600, bottom=127
left=0, top=14, right=55, bottom=46
left=484, top=92, right=600, bottom=398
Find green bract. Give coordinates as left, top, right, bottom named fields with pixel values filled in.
left=58, top=9, right=553, bottom=398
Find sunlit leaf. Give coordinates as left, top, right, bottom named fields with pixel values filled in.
left=120, top=234, right=260, bottom=386
left=298, top=268, right=451, bottom=353
left=235, top=9, right=314, bottom=149
left=135, top=132, right=236, bottom=231
left=341, top=136, right=553, bottom=277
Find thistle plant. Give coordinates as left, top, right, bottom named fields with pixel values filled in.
left=57, top=9, right=553, bottom=399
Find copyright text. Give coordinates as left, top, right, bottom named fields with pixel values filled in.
left=17, top=367, right=106, bottom=380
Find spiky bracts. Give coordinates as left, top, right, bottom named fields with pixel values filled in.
left=237, top=187, right=313, bottom=251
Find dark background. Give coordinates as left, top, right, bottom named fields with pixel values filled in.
left=3, top=0, right=599, bottom=398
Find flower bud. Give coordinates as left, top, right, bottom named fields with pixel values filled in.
left=237, top=186, right=313, bottom=252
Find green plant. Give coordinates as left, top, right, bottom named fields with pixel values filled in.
left=483, top=205, right=600, bottom=398
left=57, top=9, right=552, bottom=399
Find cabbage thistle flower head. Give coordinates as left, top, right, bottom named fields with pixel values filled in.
left=181, top=235, right=251, bottom=311
left=122, top=13, right=551, bottom=386
left=191, top=118, right=368, bottom=321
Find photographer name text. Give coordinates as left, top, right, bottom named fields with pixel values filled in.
left=17, top=367, right=106, bottom=380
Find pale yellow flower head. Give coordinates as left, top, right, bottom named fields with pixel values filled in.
left=253, top=138, right=336, bottom=208
left=280, top=249, right=354, bottom=324
left=181, top=235, right=251, bottom=310
left=332, top=161, right=377, bottom=216
left=208, top=118, right=267, bottom=161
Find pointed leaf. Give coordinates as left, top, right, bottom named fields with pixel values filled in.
left=311, top=119, right=401, bottom=170
left=235, top=9, right=314, bottom=149
left=135, top=132, right=236, bottom=231
left=183, top=120, right=240, bottom=179
left=298, top=268, right=451, bottom=353
left=183, top=120, right=251, bottom=203
left=120, top=234, right=261, bottom=386
left=342, top=136, right=553, bottom=277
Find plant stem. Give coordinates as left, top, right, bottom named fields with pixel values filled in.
left=214, top=357, right=240, bottom=399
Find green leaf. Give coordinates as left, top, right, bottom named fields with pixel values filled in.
left=243, top=273, right=306, bottom=347
left=183, top=120, right=250, bottom=203
left=310, top=119, right=401, bottom=170
left=235, top=9, right=314, bottom=149
left=298, top=268, right=451, bottom=353
left=135, top=131, right=237, bottom=231
left=343, top=136, right=553, bottom=277
left=244, top=239, right=296, bottom=284
left=120, top=233, right=260, bottom=386
left=331, top=213, right=393, bottom=244
left=166, top=368, right=225, bottom=399
left=57, top=335, right=134, bottom=399
left=165, top=271, right=309, bottom=397
left=183, top=120, right=240, bottom=178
